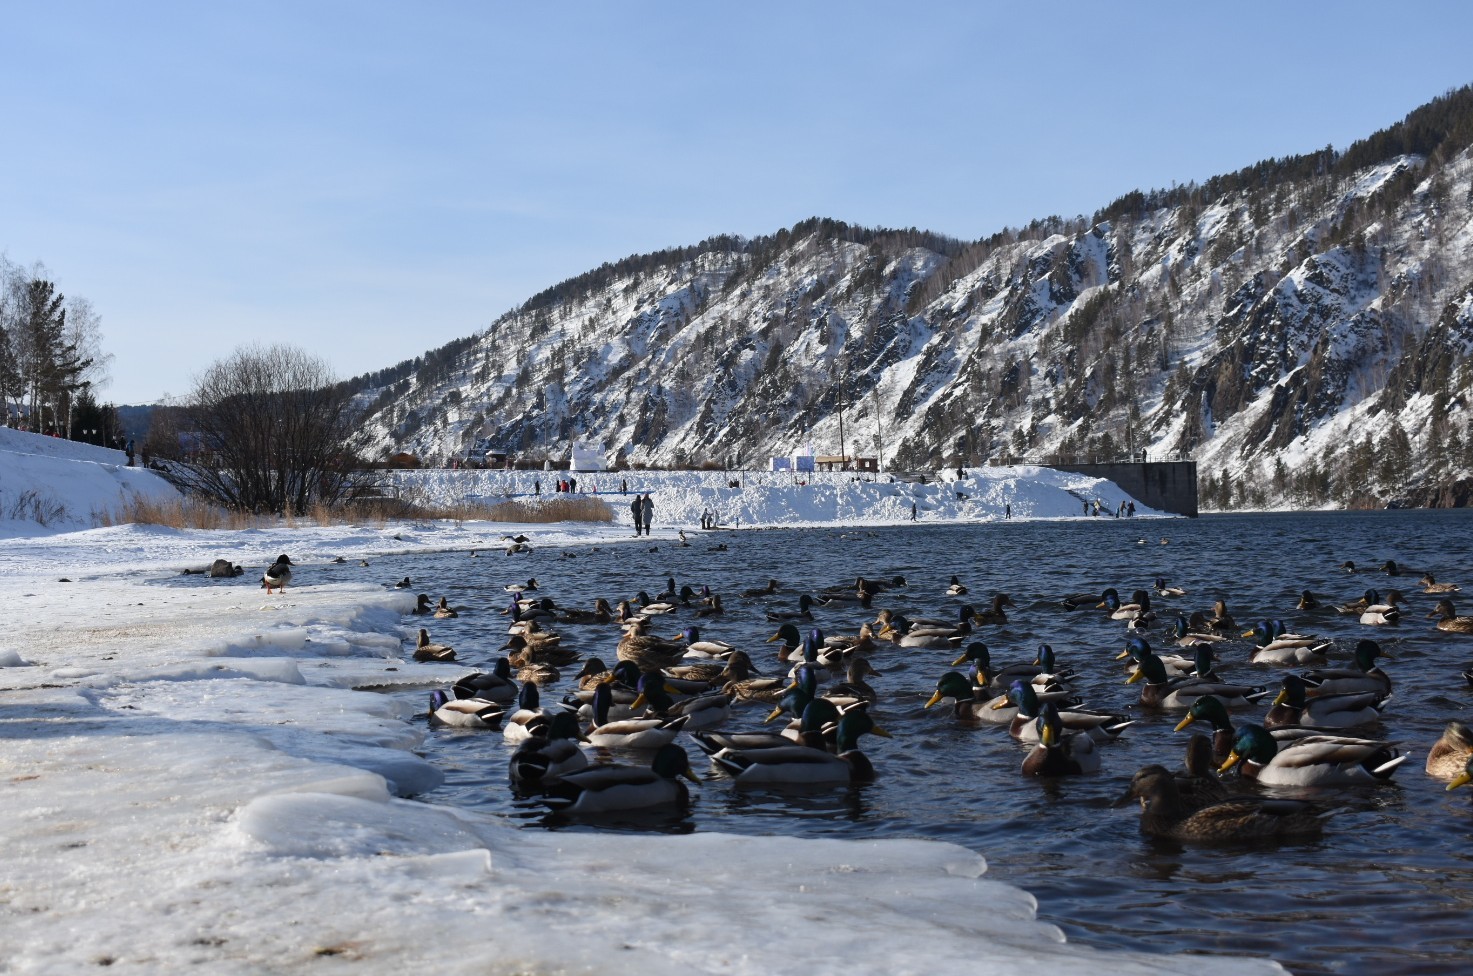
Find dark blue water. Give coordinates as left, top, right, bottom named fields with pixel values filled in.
left=369, top=511, right=1473, bottom=975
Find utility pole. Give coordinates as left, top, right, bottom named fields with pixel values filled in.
left=837, top=381, right=846, bottom=470
left=872, top=385, right=883, bottom=474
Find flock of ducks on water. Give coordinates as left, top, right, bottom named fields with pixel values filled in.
left=250, top=544, right=1473, bottom=838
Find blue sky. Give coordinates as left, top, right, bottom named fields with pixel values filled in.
left=4, top=1, right=1472, bottom=403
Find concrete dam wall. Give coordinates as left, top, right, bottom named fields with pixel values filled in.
left=1044, top=460, right=1199, bottom=517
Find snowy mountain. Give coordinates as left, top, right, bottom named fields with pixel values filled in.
left=346, top=86, right=1473, bottom=509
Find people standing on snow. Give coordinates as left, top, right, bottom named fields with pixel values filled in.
left=630, top=495, right=643, bottom=536
left=641, top=493, right=654, bottom=534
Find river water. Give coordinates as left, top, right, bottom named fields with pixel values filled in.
left=366, top=510, right=1473, bottom=975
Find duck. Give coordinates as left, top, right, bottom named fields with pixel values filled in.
left=634, top=590, right=678, bottom=615
left=946, top=575, right=969, bottom=597
left=537, top=743, right=700, bottom=814
left=261, top=555, right=293, bottom=594
left=827, top=657, right=883, bottom=703
left=1154, top=577, right=1187, bottom=597
left=765, top=594, right=816, bottom=622
left=741, top=579, right=781, bottom=598
left=584, top=681, right=689, bottom=749
left=1125, top=643, right=1267, bottom=711
left=413, top=628, right=456, bottom=662
left=681, top=626, right=738, bottom=659
left=1358, top=589, right=1402, bottom=626
left=1204, top=599, right=1236, bottom=634
left=640, top=678, right=734, bottom=733
left=616, top=628, right=689, bottom=671
left=1295, top=590, right=1320, bottom=611
left=1380, top=560, right=1424, bottom=578
left=1219, top=723, right=1405, bottom=786
left=411, top=593, right=434, bottom=615
left=393, top=577, right=412, bottom=589
left=504, top=578, right=539, bottom=593
left=668, top=649, right=758, bottom=686
left=508, top=710, right=589, bottom=788
left=558, top=598, right=615, bottom=626
left=696, top=594, right=725, bottom=617
left=1444, top=756, right=1473, bottom=792
left=1021, top=703, right=1100, bottom=776
left=433, top=597, right=460, bottom=619
left=503, top=681, right=569, bottom=743
left=882, top=609, right=971, bottom=649
left=1245, top=620, right=1331, bottom=666
left=950, top=641, right=1066, bottom=694
left=1168, top=614, right=1226, bottom=647
left=1173, top=694, right=1317, bottom=764
left=1301, top=639, right=1392, bottom=697
left=1335, top=588, right=1404, bottom=617
left=972, top=593, right=1017, bottom=626
left=926, top=670, right=1008, bottom=723
left=1002, top=680, right=1130, bottom=742
left=707, top=708, right=892, bottom=785
left=1174, top=733, right=1233, bottom=810
left=1428, top=599, right=1473, bottom=633
left=427, top=689, right=504, bottom=729
left=1263, top=673, right=1388, bottom=729
left=1419, top=573, right=1461, bottom=595
left=451, top=659, right=517, bottom=703
left=503, top=631, right=579, bottom=669
left=1425, top=720, right=1473, bottom=782
left=1124, top=764, right=1328, bottom=841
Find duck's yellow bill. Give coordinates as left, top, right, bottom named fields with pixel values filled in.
left=1447, top=771, right=1472, bottom=791
left=1219, top=751, right=1243, bottom=774
left=924, top=691, right=943, bottom=709
left=1173, top=714, right=1195, bottom=732
left=1126, top=669, right=1145, bottom=684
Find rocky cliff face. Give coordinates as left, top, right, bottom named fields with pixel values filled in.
left=348, top=88, right=1473, bottom=508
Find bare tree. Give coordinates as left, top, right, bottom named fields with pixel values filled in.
left=158, top=344, right=361, bottom=515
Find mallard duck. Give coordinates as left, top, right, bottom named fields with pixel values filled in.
left=1295, top=590, right=1319, bottom=611
left=615, top=627, right=688, bottom=670
left=1301, top=639, right=1392, bottom=697
left=827, top=657, right=883, bottom=703
left=557, top=598, right=615, bottom=625
left=1021, top=703, right=1100, bottom=776
left=765, top=594, right=815, bottom=622
left=1426, top=720, right=1473, bottom=781
left=707, top=709, right=891, bottom=785
left=946, top=575, right=969, bottom=597
left=1168, top=615, right=1226, bottom=646
left=411, top=593, right=433, bottom=615
left=434, top=597, right=459, bottom=619
left=504, top=578, right=539, bottom=593
left=1175, top=733, right=1233, bottom=809
left=503, top=681, right=569, bottom=743
left=926, top=670, right=1008, bottom=723
left=1445, top=756, right=1473, bottom=792
left=394, top=577, right=412, bottom=589
left=1173, top=694, right=1315, bottom=763
left=1335, top=588, right=1404, bottom=616
left=741, top=579, right=781, bottom=598
left=261, top=554, right=293, bottom=594
left=1419, top=573, right=1461, bottom=595
left=634, top=590, right=677, bottom=615
left=413, top=628, right=456, bottom=662
left=452, top=659, right=517, bottom=704
left=1126, top=643, right=1267, bottom=711
left=1428, top=599, right=1473, bottom=633
left=584, top=681, right=689, bottom=749
left=681, top=626, right=738, bottom=659
left=508, top=710, right=589, bottom=787
left=1220, top=723, right=1405, bottom=786
left=1264, top=674, right=1388, bottom=729
left=690, top=729, right=796, bottom=756
left=1125, top=764, right=1327, bottom=841
left=949, top=641, right=1066, bottom=694
left=1358, top=589, right=1402, bottom=626
left=1003, top=680, right=1130, bottom=742
left=636, top=676, right=733, bottom=733
left=1245, top=620, right=1331, bottom=666
left=1380, top=560, right=1424, bottom=578
left=538, top=743, right=699, bottom=814
left=1206, top=600, right=1237, bottom=633
left=427, top=689, right=504, bottom=729
left=1154, top=577, right=1187, bottom=597
left=667, top=649, right=757, bottom=686
left=972, top=593, right=1017, bottom=626
left=503, top=631, right=579, bottom=669
left=696, top=594, right=725, bottom=617
left=882, top=610, right=970, bottom=649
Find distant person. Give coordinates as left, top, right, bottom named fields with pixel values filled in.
left=910, top=502, right=918, bottom=521
left=620, top=478, right=628, bottom=493
left=1082, top=500, right=1089, bottom=516
left=641, top=493, right=654, bottom=534
left=125, top=440, right=135, bottom=466
left=1005, top=502, right=1011, bottom=519
left=1127, top=500, right=1136, bottom=516
left=701, top=508, right=713, bottom=529
left=630, top=494, right=643, bottom=536
left=568, top=476, right=577, bottom=493
left=533, top=479, right=540, bottom=496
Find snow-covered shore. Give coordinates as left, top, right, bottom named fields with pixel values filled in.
left=0, top=429, right=1281, bottom=974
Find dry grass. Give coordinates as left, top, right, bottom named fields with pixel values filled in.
left=413, top=496, right=614, bottom=523
left=96, top=495, right=265, bottom=530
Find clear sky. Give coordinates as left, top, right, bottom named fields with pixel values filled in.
left=4, top=1, right=1472, bottom=403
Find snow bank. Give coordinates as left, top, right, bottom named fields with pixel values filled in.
left=0, top=426, right=180, bottom=537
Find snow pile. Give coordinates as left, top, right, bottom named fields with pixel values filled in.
left=0, top=426, right=180, bottom=537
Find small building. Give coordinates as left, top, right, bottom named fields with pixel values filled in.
left=387, top=452, right=420, bottom=469
left=814, top=455, right=878, bottom=473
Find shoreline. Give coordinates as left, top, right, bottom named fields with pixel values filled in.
left=0, top=516, right=1280, bottom=975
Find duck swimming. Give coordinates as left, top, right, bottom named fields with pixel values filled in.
left=537, top=743, right=699, bottom=814
left=508, top=710, right=589, bottom=788
left=1426, top=720, right=1473, bottom=782
left=1021, top=702, right=1100, bottom=776
left=413, top=628, right=456, bottom=662
left=1124, top=764, right=1328, bottom=841
left=1263, top=673, right=1388, bottom=729
left=707, top=708, right=891, bottom=786
left=1428, top=598, right=1473, bottom=633
left=427, top=689, right=504, bottom=729
left=1301, top=639, right=1392, bottom=697
left=1219, top=723, right=1405, bottom=786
